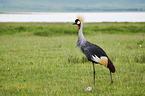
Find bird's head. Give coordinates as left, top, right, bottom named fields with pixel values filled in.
left=73, top=16, right=84, bottom=30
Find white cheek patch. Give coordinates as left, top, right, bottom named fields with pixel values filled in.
left=77, top=21, right=80, bottom=25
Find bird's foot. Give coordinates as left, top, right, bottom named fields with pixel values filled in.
left=110, top=81, right=114, bottom=85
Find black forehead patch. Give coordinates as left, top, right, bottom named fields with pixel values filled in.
left=75, top=19, right=79, bottom=23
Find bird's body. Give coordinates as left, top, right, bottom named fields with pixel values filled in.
left=73, top=17, right=115, bottom=85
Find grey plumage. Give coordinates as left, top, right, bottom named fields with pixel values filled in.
left=77, top=23, right=108, bottom=63
left=73, top=18, right=115, bottom=85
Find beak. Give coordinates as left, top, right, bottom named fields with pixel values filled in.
left=73, top=23, right=77, bottom=25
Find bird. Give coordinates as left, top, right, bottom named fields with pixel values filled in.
left=73, top=17, right=115, bottom=86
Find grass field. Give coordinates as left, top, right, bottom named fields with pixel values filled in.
left=0, top=22, right=145, bottom=95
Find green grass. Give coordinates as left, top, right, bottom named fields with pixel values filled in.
left=0, top=22, right=145, bottom=95
left=0, top=22, right=145, bottom=36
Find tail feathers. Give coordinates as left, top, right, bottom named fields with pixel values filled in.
left=107, top=58, right=115, bottom=73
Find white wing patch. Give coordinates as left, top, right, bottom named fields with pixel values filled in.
left=91, top=55, right=108, bottom=67
left=91, top=55, right=100, bottom=63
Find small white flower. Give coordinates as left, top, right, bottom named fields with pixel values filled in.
left=140, top=45, right=141, bottom=48
left=85, top=87, right=93, bottom=92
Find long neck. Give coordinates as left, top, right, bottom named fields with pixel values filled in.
left=77, top=23, right=86, bottom=47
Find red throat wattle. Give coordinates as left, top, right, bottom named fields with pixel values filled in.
left=78, top=26, right=80, bottom=29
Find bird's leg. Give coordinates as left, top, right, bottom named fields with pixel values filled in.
left=92, top=62, right=95, bottom=86
left=110, top=71, right=113, bottom=85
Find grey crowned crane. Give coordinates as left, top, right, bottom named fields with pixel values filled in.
left=73, top=17, right=115, bottom=85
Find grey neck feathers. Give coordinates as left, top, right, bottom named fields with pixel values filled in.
left=77, top=23, right=86, bottom=47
